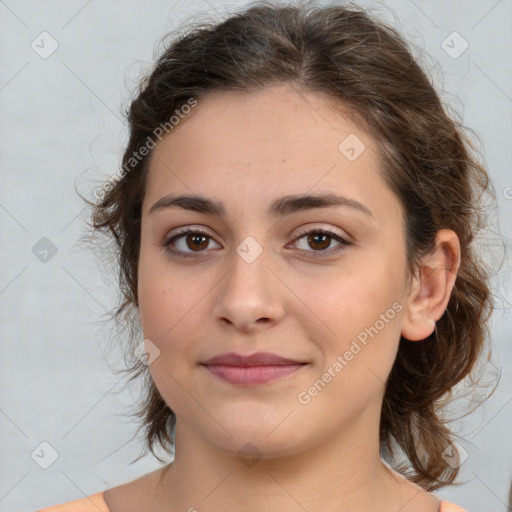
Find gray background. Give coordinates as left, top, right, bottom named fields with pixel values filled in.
left=0, top=1, right=511, bottom=511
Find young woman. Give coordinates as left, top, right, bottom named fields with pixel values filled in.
left=36, top=1, right=496, bottom=511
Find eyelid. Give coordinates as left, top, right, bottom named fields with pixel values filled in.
left=287, top=226, right=352, bottom=259
left=164, top=223, right=351, bottom=243
left=163, top=224, right=352, bottom=259
left=291, top=224, right=352, bottom=243
left=163, top=226, right=219, bottom=254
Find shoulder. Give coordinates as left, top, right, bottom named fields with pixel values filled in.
left=35, top=492, right=109, bottom=512
left=100, top=465, right=170, bottom=511
left=35, top=465, right=169, bottom=512
left=439, top=500, right=468, bottom=512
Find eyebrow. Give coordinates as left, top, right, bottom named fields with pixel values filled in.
left=148, top=192, right=374, bottom=219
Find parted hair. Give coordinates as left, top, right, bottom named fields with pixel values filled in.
left=87, top=0, right=497, bottom=491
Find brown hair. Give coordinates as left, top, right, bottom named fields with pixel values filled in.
left=86, top=0, right=499, bottom=492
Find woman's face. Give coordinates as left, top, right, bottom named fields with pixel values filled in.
left=137, top=83, right=412, bottom=458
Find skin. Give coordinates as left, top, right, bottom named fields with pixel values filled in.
left=103, top=83, right=461, bottom=512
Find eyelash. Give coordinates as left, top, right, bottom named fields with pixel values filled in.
left=163, top=226, right=352, bottom=260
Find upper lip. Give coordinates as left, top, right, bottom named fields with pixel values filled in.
left=201, top=352, right=306, bottom=366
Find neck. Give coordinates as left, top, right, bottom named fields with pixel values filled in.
left=151, top=408, right=426, bottom=512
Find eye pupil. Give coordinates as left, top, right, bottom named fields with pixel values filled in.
left=308, top=233, right=330, bottom=250
left=187, top=234, right=209, bottom=251
left=167, top=228, right=346, bottom=259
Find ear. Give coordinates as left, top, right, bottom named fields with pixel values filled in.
left=401, top=229, right=461, bottom=342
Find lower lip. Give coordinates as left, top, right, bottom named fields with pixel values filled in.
left=202, top=364, right=306, bottom=385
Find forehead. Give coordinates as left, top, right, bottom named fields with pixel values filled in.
left=149, top=83, right=368, bottom=169
left=143, top=84, right=399, bottom=223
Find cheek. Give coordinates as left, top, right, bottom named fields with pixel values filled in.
left=137, top=262, right=202, bottom=411
left=295, top=262, right=402, bottom=336
left=290, top=253, right=405, bottom=382
left=138, top=238, right=183, bottom=331
left=137, top=246, right=213, bottom=358
left=138, top=249, right=176, bottom=349
left=138, top=275, right=196, bottom=344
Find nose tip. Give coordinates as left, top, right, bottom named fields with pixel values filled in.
left=220, top=315, right=272, bottom=331
left=213, top=255, right=285, bottom=332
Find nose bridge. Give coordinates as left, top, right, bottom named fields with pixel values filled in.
left=224, top=236, right=271, bottom=299
left=213, top=235, right=284, bottom=329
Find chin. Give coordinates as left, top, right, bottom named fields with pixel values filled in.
left=202, top=416, right=309, bottom=459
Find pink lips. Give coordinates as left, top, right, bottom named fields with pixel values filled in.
left=200, top=352, right=308, bottom=386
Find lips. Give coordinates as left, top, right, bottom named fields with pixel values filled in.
left=202, top=352, right=306, bottom=366
left=200, top=352, right=308, bottom=386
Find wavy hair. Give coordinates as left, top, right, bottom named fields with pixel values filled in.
left=85, top=0, right=499, bottom=491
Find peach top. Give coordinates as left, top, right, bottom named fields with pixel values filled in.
left=35, top=491, right=468, bottom=511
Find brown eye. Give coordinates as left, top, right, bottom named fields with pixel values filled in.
left=184, top=233, right=209, bottom=251
left=164, top=227, right=220, bottom=258
left=164, top=226, right=351, bottom=260
left=306, top=232, right=332, bottom=251
left=292, top=228, right=352, bottom=259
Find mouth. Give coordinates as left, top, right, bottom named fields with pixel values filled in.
left=201, top=363, right=307, bottom=386
left=200, top=352, right=309, bottom=386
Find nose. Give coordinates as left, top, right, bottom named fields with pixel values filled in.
left=212, top=247, right=286, bottom=333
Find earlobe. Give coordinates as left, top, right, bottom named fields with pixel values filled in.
left=401, top=229, right=461, bottom=342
